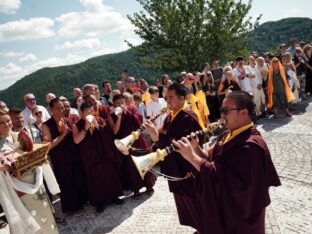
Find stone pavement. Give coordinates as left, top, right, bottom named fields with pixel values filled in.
left=57, top=97, right=312, bottom=234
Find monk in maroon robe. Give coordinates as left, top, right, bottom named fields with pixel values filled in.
left=112, top=94, right=156, bottom=196
left=42, top=98, right=87, bottom=214
left=72, top=102, right=123, bottom=213
left=144, top=83, right=202, bottom=232
left=173, top=91, right=281, bottom=234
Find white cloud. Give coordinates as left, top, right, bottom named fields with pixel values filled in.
left=19, top=53, right=37, bottom=62
left=0, top=62, right=23, bottom=89
left=0, top=51, right=25, bottom=57
left=55, top=38, right=101, bottom=50
left=0, top=17, right=55, bottom=43
left=0, top=54, right=87, bottom=90
left=56, top=0, right=134, bottom=37
left=0, top=0, right=21, bottom=15
left=0, top=62, right=23, bottom=77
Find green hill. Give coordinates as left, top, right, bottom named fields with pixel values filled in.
left=0, top=49, right=163, bottom=107
left=1, top=17, right=312, bottom=107
left=247, top=17, right=312, bottom=52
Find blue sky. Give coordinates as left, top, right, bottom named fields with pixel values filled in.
left=0, top=0, right=311, bottom=90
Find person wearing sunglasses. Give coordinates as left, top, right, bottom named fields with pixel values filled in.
left=267, top=58, right=295, bottom=118
left=181, top=73, right=206, bottom=129
left=27, top=107, right=43, bottom=143
left=173, top=90, right=281, bottom=234
left=21, top=93, right=50, bottom=126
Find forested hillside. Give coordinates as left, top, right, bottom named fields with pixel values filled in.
left=247, top=17, right=312, bottom=52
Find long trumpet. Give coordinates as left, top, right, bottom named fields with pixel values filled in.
left=132, top=119, right=225, bottom=179
left=114, top=107, right=168, bottom=155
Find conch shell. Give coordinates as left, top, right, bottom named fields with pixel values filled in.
left=86, top=115, right=95, bottom=135
left=114, top=107, right=122, bottom=115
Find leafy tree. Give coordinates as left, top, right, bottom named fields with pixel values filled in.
left=128, top=0, right=260, bottom=71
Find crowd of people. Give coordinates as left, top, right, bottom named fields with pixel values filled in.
left=0, top=38, right=311, bottom=233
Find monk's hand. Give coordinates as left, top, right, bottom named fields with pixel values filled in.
left=172, top=137, right=195, bottom=161
left=189, top=132, right=199, bottom=149
left=143, top=120, right=159, bottom=142
left=84, top=120, right=91, bottom=130
left=60, top=123, right=69, bottom=135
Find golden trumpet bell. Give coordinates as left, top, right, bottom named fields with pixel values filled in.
left=131, top=148, right=168, bottom=179
left=114, top=131, right=140, bottom=155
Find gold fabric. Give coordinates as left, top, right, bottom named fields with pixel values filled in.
left=187, top=93, right=205, bottom=129
left=196, top=90, right=210, bottom=125
left=267, top=60, right=295, bottom=109
left=170, top=101, right=188, bottom=122
left=223, top=122, right=254, bottom=144
left=142, top=92, right=150, bottom=105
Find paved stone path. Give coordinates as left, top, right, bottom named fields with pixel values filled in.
left=57, top=98, right=312, bottom=234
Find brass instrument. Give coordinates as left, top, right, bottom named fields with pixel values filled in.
left=132, top=119, right=225, bottom=179
left=114, top=107, right=168, bottom=155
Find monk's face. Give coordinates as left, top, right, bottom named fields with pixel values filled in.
left=51, top=101, right=65, bottom=119
left=113, top=98, right=126, bottom=109
left=221, top=98, right=247, bottom=131
left=82, top=107, right=94, bottom=119
left=165, top=89, right=185, bottom=112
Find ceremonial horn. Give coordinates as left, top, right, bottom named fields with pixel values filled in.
left=114, top=107, right=168, bottom=155
left=132, top=119, right=225, bottom=179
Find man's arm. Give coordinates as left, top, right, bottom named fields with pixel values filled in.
left=41, top=124, right=67, bottom=150
left=172, top=137, right=206, bottom=172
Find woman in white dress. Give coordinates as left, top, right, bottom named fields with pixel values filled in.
left=0, top=110, right=58, bottom=234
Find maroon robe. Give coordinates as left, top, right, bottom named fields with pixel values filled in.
left=197, top=127, right=281, bottom=234
left=43, top=117, right=87, bottom=213
left=97, top=104, right=111, bottom=121
left=158, top=108, right=202, bottom=230
left=75, top=117, right=123, bottom=206
left=112, top=108, right=156, bottom=192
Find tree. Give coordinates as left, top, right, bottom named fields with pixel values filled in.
left=128, top=0, right=260, bottom=72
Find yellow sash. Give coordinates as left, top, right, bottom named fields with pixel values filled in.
left=267, top=60, right=295, bottom=109
left=170, top=101, right=188, bottom=122
left=223, top=122, right=254, bottom=144
left=142, top=92, right=150, bottom=105
left=187, top=93, right=205, bottom=129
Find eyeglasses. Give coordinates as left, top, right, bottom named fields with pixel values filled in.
left=272, top=60, right=279, bottom=63
left=34, top=111, right=42, bottom=116
left=220, top=107, right=244, bottom=115
left=25, top=98, right=36, bottom=102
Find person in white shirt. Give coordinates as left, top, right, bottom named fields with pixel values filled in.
left=21, top=93, right=50, bottom=125
left=232, top=56, right=255, bottom=93
left=146, top=86, right=167, bottom=129
left=248, top=56, right=266, bottom=116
